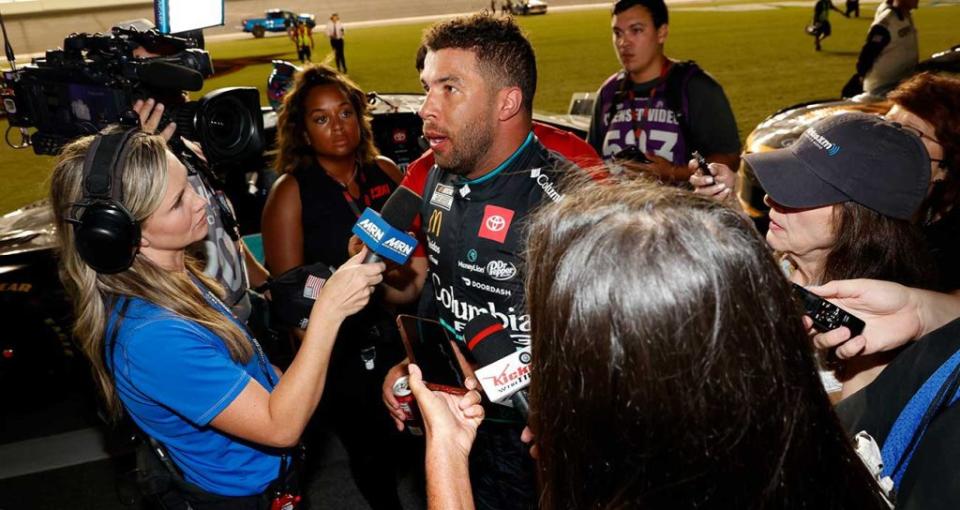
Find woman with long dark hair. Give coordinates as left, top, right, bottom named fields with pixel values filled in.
left=261, top=63, right=416, bottom=509
left=50, top=129, right=383, bottom=507
left=410, top=178, right=889, bottom=509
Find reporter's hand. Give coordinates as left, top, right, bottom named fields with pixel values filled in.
left=347, top=235, right=364, bottom=258
left=132, top=98, right=177, bottom=140
left=807, top=279, right=922, bottom=359
left=408, top=364, right=484, bottom=459
left=382, top=359, right=410, bottom=430
left=312, top=248, right=385, bottom=323
left=689, top=160, right=737, bottom=205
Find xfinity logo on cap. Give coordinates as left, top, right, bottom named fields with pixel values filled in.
left=805, top=128, right=841, bottom=157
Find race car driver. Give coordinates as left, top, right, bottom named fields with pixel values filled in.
left=378, top=14, right=579, bottom=510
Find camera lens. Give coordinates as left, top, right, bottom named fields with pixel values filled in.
left=204, top=96, right=250, bottom=152
left=170, top=87, right=264, bottom=170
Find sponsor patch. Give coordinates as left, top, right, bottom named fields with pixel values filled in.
left=486, top=260, right=517, bottom=281
left=427, top=209, right=443, bottom=237
left=461, top=276, right=512, bottom=297
left=430, top=183, right=454, bottom=211
left=478, top=205, right=514, bottom=243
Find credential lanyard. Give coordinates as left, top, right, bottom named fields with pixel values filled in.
left=190, top=274, right=276, bottom=389
left=339, top=167, right=369, bottom=219
left=627, top=61, right=672, bottom=148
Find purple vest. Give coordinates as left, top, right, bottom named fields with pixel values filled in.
left=596, top=70, right=692, bottom=166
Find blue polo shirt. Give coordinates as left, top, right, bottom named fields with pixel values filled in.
left=107, top=296, right=281, bottom=496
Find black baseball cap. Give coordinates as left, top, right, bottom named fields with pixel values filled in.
left=743, top=112, right=930, bottom=220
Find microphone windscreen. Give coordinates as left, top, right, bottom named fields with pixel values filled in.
left=139, top=61, right=204, bottom=91
left=463, top=314, right=515, bottom=365
left=380, top=186, right=422, bottom=230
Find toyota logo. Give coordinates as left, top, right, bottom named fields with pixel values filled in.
left=485, top=215, right=506, bottom=232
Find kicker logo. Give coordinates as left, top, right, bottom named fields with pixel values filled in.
left=356, top=218, right=385, bottom=242
left=383, top=237, right=414, bottom=256
left=485, top=363, right=530, bottom=388
left=475, top=347, right=533, bottom=403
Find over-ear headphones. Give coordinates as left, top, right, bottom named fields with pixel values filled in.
left=69, top=128, right=142, bottom=274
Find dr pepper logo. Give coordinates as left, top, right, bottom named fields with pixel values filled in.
left=478, top=205, right=514, bottom=244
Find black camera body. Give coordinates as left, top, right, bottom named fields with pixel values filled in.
left=1, top=26, right=264, bottom=171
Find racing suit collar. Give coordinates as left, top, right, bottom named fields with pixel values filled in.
left=457, top=131, right=535, bottom=186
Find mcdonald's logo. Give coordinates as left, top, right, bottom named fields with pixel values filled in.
left=428, top=209, right=443, bottom=237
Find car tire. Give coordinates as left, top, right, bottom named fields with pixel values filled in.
left=252, top=25, right=266, bottom=38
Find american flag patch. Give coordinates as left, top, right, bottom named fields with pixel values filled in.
left=303, top=274, right=326, bottom=299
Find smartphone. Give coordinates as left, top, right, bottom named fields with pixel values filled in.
left=693, top=150, right=712, bottom=176
left=396, top=314, right=469, bottom=395
left=792, top=284, right=865, bottom=337
left=612, top=145, right=652, bottom=165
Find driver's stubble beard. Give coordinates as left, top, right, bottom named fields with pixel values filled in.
left=435, top=99, right=497, bottom=177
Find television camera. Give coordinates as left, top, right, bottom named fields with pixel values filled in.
left=1, top=26, right=264, bottom=170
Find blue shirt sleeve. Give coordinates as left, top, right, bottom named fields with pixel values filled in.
left=114, top=316, right=253, bottom=426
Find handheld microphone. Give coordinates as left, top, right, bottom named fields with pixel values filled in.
left=351, top=186, right=422, bottom=265
left=463, top=314, right=531, bottom=420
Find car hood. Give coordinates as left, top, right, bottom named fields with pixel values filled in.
left=0, top=200, right=57, bottom=259
left=745, top=98, right=891, bottom=155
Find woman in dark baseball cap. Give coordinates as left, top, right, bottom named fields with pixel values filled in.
left=743, top=112, right=937, bottom=399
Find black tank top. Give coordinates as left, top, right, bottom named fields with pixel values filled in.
left=292, top=160, right=397, bottom=267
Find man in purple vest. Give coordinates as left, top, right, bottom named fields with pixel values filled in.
left=587, top=0, right=741, bottom=183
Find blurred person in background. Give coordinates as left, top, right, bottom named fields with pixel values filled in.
left=291, top=19, right=314, bottom=63
left=326, top=13, right=347, bottom=73
left=261, top=64, right=409, bottom=510
left=587, top=0, right=740, bottom=182
left=842, top=0, right=919, bottom=97
left=412, top=179, right=891, bottom=509
left=807, top=0, right=847, bottom=51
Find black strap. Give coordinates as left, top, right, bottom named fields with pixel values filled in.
left=663, top=60, right=701, bottom=159
left=82, top=130, right=137, bottom=202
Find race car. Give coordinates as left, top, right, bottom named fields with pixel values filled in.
left=242, top=9, right=316, bottom=38
left=509, top=0, right=548, bottom=15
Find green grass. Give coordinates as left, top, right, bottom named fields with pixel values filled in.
left=2, top=3, right=958, bottom=214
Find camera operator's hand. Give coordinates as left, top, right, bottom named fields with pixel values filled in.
left=133, top=98, right=177, bottom=141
